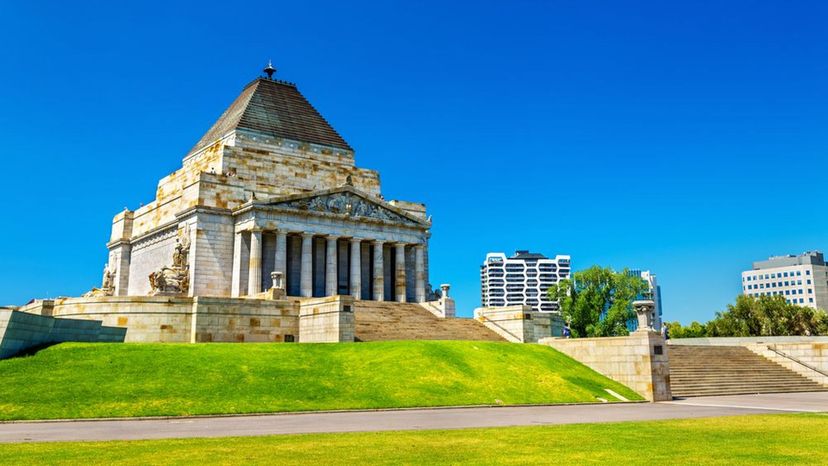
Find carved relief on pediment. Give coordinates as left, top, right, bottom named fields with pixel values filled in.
left=274, top=192, right=420, bottom=226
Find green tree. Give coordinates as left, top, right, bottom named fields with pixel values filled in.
left=548, top=266, right=647, bottom=338
left=706, top=295, right=828, bottom=337
left=665, top=320, right=707, bottom=338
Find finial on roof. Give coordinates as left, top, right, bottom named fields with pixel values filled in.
left=263, top=60, right=276, bottom=79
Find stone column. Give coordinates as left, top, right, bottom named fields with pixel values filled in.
left=372, top=240, right=385, bottom=301
left=414, top=244, right=426, bottom=303
left=274, top=230, right=287, bottom=280
left=300, top=233, right=314, bottom=298
left=395, top=243, right=407, bottom=302
left=247, top=230, right=262, bottom=296
left=350, top=238, right=362, bottom=299
left=325, top=235, right=338, bottom=296
left=231, top=231, right=245, bottom=297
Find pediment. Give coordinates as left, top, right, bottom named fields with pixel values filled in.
left=257, top=187, right=428, bottom=227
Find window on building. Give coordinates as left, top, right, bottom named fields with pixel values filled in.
left=797, top=271, right=802, bottom=276
left=807, top=279, right=812, bottom=284
left=810, top=298, right=814, bottom=303
left=808, top=289, right=813, bottom=294
left=807, top=270, right=811, bottom=275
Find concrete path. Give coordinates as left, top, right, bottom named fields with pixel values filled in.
left=1, top=391, right=825, bottom=444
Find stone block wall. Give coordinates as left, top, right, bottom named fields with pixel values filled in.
left=191, top=296, right=299, bottom=343
left=47, top=296, right=194, bottom=343
left=25, top=296, right=301, bottom=344
left=188, top=211, right=235, bottom=297
left=473, top=306, right=559, bottom=343
left=0, top=309, right=126, bottom=359
left=540, top=331, right=672, bottom=401
left=127, top=227, right=178, bottom=296
left=298, top=296, right=355, bottom=343
left=747, top=342, right=828, bottom=386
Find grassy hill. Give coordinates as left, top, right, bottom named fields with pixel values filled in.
left=0, top=341, right=642, bottom=421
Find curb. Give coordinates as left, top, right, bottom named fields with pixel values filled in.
left=0, top=400, right=649, bottom=425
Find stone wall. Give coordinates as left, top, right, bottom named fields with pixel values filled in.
left=188, top=211, right=235, bottom=297
left=46, top=296, right=195, bottom=343
left=24, top=296, right=300, bottom=344
left=191, top=296, right=298, bottom=343
left=540, top=331, right=672, bottom=401
left=747, top=343, right=828, bottom=386
left=670, top=336, right=828, bottom=346
left=298, top=296, right=355, bottom=343
left=0, top=309, right=126, bottom=359
left=473, top=306, right=561, bottom=343
left=127, top=227, right=178, bottom=296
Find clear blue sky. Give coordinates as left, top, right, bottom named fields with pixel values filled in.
left=1, top=1, right=826, bottom=323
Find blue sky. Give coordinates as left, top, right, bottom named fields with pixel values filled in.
left=1, top=1, right=826, bottom=323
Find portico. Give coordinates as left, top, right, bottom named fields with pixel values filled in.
left=229, top=186, right=430, bottom=302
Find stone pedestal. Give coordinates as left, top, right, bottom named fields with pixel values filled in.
left=298, top=296, right=355, bottom=343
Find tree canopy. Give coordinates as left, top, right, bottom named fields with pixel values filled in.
left=667, top=295, right=828, bottom=338
left=547, top=265, right=648, bottom=338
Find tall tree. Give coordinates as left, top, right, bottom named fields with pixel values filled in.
left=548, top=266, right=648, bottom=338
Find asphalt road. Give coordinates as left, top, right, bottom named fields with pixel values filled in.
left=0, top=391, right=825, bottom=443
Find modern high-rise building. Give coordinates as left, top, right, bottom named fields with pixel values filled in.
left=741, top=251, right=828, bottom=310
left=627, top=269, right=663, bottom=331
left=480, top=251, right=571, bottom=313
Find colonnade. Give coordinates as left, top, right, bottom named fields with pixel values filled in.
left=232, top=230, right=426, bottom=303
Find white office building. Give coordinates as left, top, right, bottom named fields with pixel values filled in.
left=480, top=250, right=571, bottom=312
left=742, top=251, right=828, bottom=310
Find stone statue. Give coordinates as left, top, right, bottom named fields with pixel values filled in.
left=148, top=227, right=191, bottom=296
left=83, top=264, right=116, bottom=297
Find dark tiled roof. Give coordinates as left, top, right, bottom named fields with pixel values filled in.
left=188, top=78, right=352, bottom=155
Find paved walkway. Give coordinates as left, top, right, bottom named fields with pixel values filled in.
left=1, top=392, right=825, bottom=443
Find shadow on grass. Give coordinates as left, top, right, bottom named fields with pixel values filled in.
left=2, top=342, right=61, bottom=360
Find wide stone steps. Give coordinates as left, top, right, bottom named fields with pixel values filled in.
left=354, top=301, right=504, bottom=342
left=668, top=345, right=827, bottom=397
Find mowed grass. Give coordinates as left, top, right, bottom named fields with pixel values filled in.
left=1, top=414, right=826, bottom=465
left=0, top=340, right=641, bottom=420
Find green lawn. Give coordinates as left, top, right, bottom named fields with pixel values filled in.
left=1, top=414, right=826, bottom=465
left=0, top=340, right=641, bottom=420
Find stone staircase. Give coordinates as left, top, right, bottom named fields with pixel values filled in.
left=354, top=301, right=504, bottom=342
left=669, top=345, right=828, bottom=398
